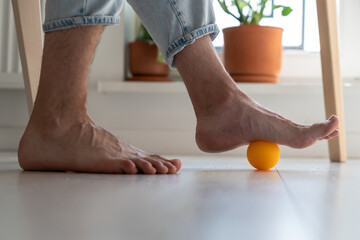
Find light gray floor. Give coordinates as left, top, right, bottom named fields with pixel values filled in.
left=0, top=152, right=359, bottom=240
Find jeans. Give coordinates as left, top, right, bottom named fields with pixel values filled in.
left=43, top=0, right=219, bottom=67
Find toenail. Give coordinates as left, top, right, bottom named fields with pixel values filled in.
left=328, top=115, right=336, bottom=121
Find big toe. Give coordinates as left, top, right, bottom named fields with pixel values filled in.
left=298, top=115, right=339, bottom=148
left=320, top=129, right=339, bottom=140
left=169, top=159, right=182, bottom=172
left=312, top=115, right=339, bottom=139
left=289, top=115, right=339, bottom=149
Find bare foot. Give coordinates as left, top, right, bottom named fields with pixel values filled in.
left=195, top=89, right=339, bottom=152
left=173, top=35, right=339, bottom=153
left=19, top=26, right=181, bottom=174
left=18, top=117, right=181, bottom=174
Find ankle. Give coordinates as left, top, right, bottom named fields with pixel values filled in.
left=28, top=107, right=89, bottom=136
left=193, top=85, right=241, bottom=118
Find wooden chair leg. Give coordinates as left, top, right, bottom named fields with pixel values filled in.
left=11, top=0, right=43, bottom=115
left=316, top=0, right=347, bottom=162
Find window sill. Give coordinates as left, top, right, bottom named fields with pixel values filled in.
left=97, top=79, right=359, bottom=95
left=3, top=73, right=358, bottom=96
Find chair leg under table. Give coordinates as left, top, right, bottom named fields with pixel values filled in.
left=316, top=0, right=347, bottom=162
left=12, top=0, right=43, bottom=115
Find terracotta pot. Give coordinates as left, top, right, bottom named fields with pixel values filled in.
left=223, top=24, right=283, bottom=83
left=128, top=41, right=171, bottom=82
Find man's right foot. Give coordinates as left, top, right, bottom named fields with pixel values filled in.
left=174, top=35, right=339, bottom=153
left=18, top=117, right=181, bottom=174
left=195, top=89, right=339, bottom=152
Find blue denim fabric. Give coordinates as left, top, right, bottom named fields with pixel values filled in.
left=43, top=0, right=219, bottom=67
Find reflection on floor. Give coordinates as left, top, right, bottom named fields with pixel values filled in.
left=0, top=152, right=358, bottom=240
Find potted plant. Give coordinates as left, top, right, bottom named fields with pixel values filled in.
left=218, top=0, right=292, bottom=83
left=128, top=24, right=171, bottom=82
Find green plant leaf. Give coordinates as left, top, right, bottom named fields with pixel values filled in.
left=233, top=0, right=249, bottom=9
left=281, top=7, right=293, bottom=16
left=218, top=0, right=291, bottom=25
left=273, top=5, right=293, bottom=16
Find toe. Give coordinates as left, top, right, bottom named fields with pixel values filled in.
left=149, top=155, right=182, bottom=173
left=144, top=157, right=168, bottom=174
left=161, top=161, right=178, bottom=174
left=327, top=129, right=339, bottom=138
left=324, top=115, right=339, bottom=135
left=320, top=129, right=339, bottom=140
left=132, top=158, right=156, bottom=174
left=313, top=115, right=339, bottom=139
left=293, top=116, right=339, bottom=148
left=120, top=160, right=138, bottom=174
left=168, top=159, right=182, bottom=172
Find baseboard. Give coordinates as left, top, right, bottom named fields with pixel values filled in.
left=0, top=127, right=23, bottom=150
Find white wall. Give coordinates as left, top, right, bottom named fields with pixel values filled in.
left=339, top=0, right=360, bottom=80
left=0, top=1, right=359, bottom=159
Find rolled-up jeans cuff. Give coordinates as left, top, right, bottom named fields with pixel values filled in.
left=165, top=23, right=219, bottom=68
left=43, top=16, right=120, bottom=32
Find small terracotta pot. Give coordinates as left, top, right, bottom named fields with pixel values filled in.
left=223, top=24, right=283, bottom=83
left=128, top=41, right=171, bottom=82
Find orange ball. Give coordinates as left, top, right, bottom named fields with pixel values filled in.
left=247, top=140, right=280, bottom=170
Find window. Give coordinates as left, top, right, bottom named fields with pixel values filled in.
left=212, top=0, right=320, bottom=52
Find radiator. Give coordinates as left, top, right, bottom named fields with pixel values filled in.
left=0, top=0, right=45, bottom=77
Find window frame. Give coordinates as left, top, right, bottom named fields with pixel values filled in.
left=213, top=0, right=306, bottom=50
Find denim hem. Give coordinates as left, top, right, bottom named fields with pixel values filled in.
left=43, top=16, right=121, bottom=32
left=165, top=23, right=220, bottom=68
